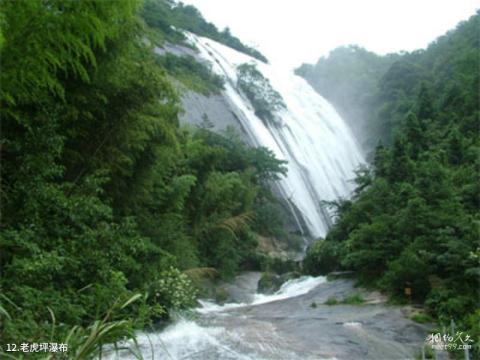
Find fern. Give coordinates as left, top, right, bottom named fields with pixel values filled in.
left=0, top=0, right=141, bottom=105
left=215, top=211, right=255, bottom=239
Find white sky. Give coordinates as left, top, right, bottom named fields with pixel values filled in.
left=181, top=0, right=479, bottom=70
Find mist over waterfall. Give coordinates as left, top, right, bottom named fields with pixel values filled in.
left=186, top=33, right=365, bottom=239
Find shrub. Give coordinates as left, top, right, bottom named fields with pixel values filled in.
left=380, top=246, right=431, bottom=302
left=410, top=312, right=433, bottom=324
left=148, top=267, right=198, bottom=312
left=237, top=63, right=285, bottom=125
left=266, top=257, right=297, bottom=274
left=324, top=297, right=339, bottom=305
left=342, top=293, right=365, bottom=305
left=303, top=240, right=341, bottom=275
left=425, top=288, right=475, bottom=323
left=157, top=53, right=225, bottom=95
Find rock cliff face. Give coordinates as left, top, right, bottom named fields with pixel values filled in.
left=155, top=42, right=307, bottom=256
left=155, top=43, right=251, bottom=139
left=155, top=36, right=365, bottom=256
left=179, top=90, right=249, bottom=138
left=179, top=85, right=307, bottom=256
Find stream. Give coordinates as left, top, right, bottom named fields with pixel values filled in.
left=104, top=272, right=431, bottom=360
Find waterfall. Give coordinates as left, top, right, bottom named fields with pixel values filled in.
left=186, top=33, right=365, bottom=239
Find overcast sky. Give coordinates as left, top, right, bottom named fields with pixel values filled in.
left=182, top=0, right=479, bottom=70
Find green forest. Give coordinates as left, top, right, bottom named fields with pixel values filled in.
left=0, top=0, right=283, bottom=357
left=141, top=0, right=268, bottom=62
left=300, top=12, right=479, bottom=357
left=0, top=0, right=478, bottom=358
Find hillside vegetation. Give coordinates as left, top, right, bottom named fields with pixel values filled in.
left=142, top=0, right=268, bottom=62
left=296, top=45, right=400, bottom=145
left=0, top=0, right=282, bottom=354
left=302, top=12, right=480, bottom=358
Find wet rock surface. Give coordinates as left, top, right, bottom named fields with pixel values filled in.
left=221, top=271, right=261, bottom=303
left=257, top=271, right=302, bottom=294
left=105, top=273, right=434, bottom=360
left=200, top=273, right=432, bottom=359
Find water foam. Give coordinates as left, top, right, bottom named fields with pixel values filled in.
left=185, top=33, right=364, bottom=239
left=102, top=319, right=252, bottom=360
left=252, top=275, right=326, bottom=305
left=198, top=275, right=326, bottom=314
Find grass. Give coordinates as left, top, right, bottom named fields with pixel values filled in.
left=157, top=53, right=225, bottom=96
left=58, top=294, right=145, bottom=360
left=342, top=293, right=365, bottom=305
left=324, top=293, right=365, bottom=306
left=0, top=294, right=147, bottom=360
left=410, top=312, right=433, bottom=324
left=324, top=297, right=340, bottom=305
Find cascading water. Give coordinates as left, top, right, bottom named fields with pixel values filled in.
left=103, top=275, right=329, bottom=360
left=185, top=33, right=364, bottom=239
left=105, top=33, right=369, bottom=360
left=102, top=37, right=427, bottom=360
left=102, top=271, right=427, bottom=360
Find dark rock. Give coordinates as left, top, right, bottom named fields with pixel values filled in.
left=257, top=271, right=301, bottom=294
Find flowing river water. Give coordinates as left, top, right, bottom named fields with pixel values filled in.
left=102, top=33, right=432, bottom=360
left=104, top=272, right=431, bottom=359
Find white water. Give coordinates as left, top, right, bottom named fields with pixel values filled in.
left=102, top=36, right=417, bottom=359
left=103, top=276, right=328, bottom=360
left=101, top=272, right=423, bottom=359
left=197, top=275, right=326, bottom=314
left=252, top=275, right=326, bottom=305
left=186, top=33, right=364, bottom=239
left=99, top=36, right=364, bottom=359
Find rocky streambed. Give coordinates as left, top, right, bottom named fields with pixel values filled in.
left=105, top=272, right=435, bottom=360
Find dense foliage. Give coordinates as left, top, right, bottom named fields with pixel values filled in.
left=303, top=12, right=480, bottom=357
left=142, top=0, right=268, bottom=62
left=0, top=0, right=286, bottom=352
left=237, top=63, right=286, bottom=126
left=156, top=53, right=225, bottom=95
